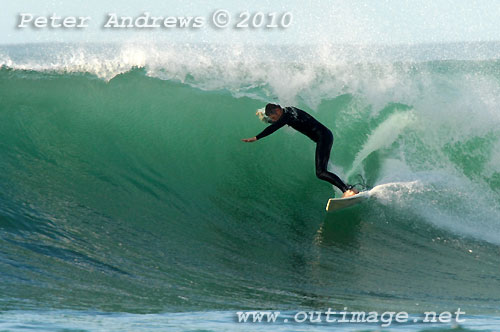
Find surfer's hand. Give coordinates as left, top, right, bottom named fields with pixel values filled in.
left=242, top=137, right=257, bottom=142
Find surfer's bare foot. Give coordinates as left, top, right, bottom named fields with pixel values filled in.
left=342, top=189, right=359, bottom=198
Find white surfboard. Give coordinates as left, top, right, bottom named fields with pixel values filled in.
left=326, top=191, right=370, bottom=212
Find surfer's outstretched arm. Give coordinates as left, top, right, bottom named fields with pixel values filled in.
left=254, top=120, right=286, bottom=140
left=242, top=117, right=286, bottom=142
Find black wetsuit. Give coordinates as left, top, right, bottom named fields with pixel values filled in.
left=255, top=106, right=349, bottom=192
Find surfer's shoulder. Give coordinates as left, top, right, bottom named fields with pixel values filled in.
left=283, top=106, right=298, bottom=116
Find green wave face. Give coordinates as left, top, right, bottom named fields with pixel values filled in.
left=1, top=44, right=500, bottom=314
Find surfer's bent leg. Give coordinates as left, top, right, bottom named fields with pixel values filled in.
left=315, top=130, right=349, bottom=192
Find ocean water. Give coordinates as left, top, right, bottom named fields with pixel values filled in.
left=1, top=42, right=500, bottom=331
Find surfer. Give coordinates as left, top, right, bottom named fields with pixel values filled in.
left=242, top=103, right=359, bottom=198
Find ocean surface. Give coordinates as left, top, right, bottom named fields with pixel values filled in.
left=1, top=42, right=500, bottom=331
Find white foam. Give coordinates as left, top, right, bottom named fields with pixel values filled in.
left=346, top=111, right=416, bottom=178
left=1, top=42, right=500, bottom=108
left=371, top=160, right=500, bottom=245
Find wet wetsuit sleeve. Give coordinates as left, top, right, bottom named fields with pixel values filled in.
left=255, top=116, right=287, bottom=140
